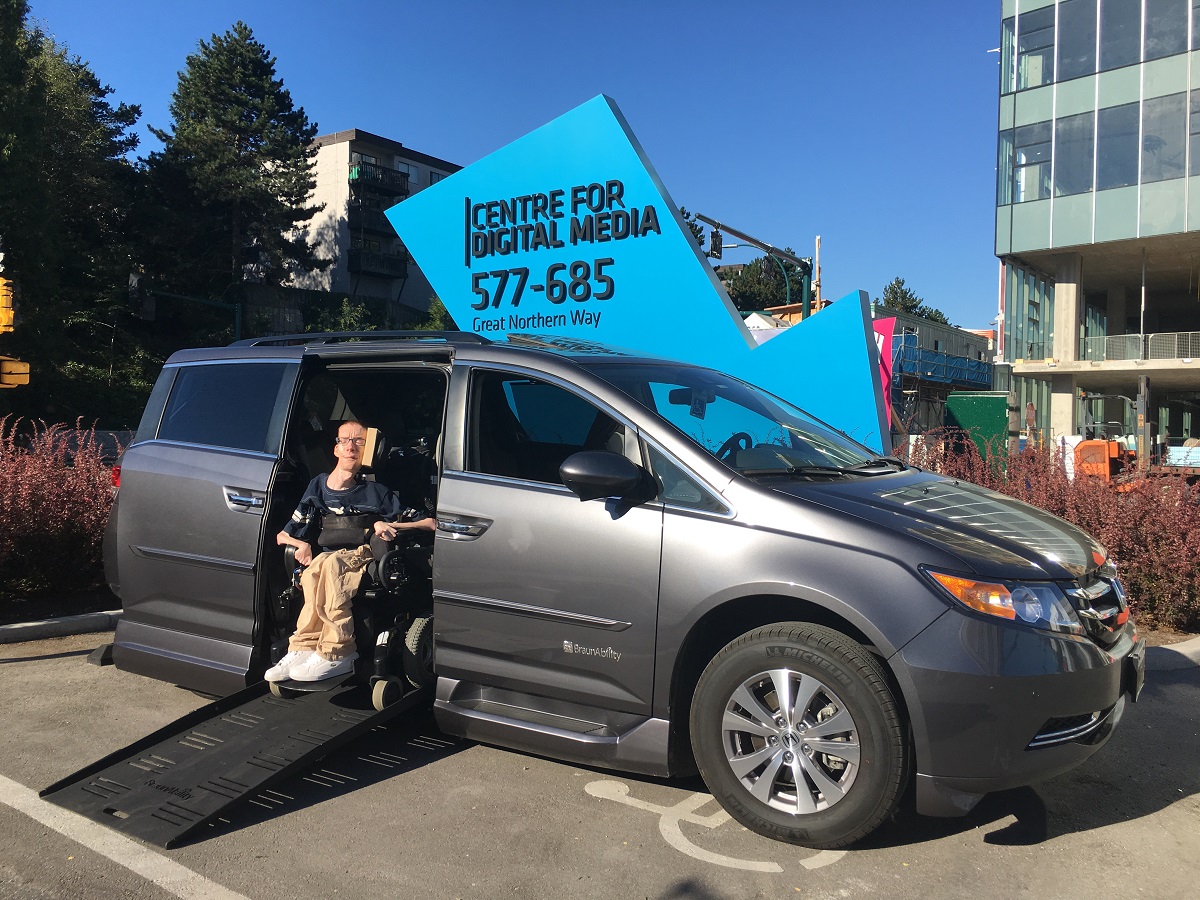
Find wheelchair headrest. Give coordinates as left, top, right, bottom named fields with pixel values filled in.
left=361, top=427, right=387, bottom=470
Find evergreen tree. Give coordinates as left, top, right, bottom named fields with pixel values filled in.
left=0, top=0, right=147, bottom=424
left=677, top=207, right=706, bottom=247
left=719, top=252, right=809, bottom=313
left=415, top=297, right=456, bottom=331
left=876, top=276, right=951, bottom=326
left=141, top=22, right=328, bottom=308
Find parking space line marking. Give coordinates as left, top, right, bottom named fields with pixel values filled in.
left=799, top=850, right=846, bottom=870
left=0, top=774, right=250, bottom=900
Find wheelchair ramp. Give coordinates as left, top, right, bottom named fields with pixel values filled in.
left=41, top=681, right=427, bottom=848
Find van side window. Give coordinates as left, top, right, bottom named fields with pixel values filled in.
left=158, top=363, right=291, bottom=454
left=646, top=445, right=725, bottom=513
left=468, top=370, right=623, bottom=483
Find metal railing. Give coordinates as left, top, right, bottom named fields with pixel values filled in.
left=348, top=161, right=410, bottom=196
left=348, top=206, right=396, bottom=235
left=1075, top=331, right=1200, bottom=362
left=347, top=248, right=407, bottom=278
left=1147, top=331, right=1200, bottom=360
left=892, top=337, right=992, bottom=388
left=1080, top=334, right=1141, bottom=361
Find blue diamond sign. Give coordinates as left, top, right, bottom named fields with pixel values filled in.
left=386, top=94, right=888, bottom=451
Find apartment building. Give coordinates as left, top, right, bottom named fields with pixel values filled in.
left=297, top=129, right=460, bottom=323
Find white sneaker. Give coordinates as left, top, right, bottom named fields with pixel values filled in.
left=264, top=649, right=314, bottom=683
left=288, top=652, right=358, bottom=682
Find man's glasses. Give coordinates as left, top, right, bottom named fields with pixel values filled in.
left=335, top=437, right=367, bottom=446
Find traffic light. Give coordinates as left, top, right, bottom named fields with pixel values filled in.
left=0, top=276, right=13, bottom=333
left=709, top=229, right=722, bottom=260
left=0, top=355, right=29, bottom=388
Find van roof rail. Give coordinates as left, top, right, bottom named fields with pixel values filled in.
left=230, top=331, right=491, bottom=348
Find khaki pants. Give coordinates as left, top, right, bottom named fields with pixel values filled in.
left=287, top=545, right=373, bottom=660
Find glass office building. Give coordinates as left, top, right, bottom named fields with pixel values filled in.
left=997, top=0, right=1200, bottom=444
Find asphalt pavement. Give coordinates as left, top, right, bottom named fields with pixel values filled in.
left=0, top=626, right=1198, bottom=900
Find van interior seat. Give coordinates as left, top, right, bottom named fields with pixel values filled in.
left=294, top=418, right=333, bottom=480
left=476, top=378, right=530, bottom=479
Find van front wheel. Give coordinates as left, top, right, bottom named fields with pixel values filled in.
left=690, top=623, right=907, bottom=849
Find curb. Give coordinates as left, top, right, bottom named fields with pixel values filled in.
left=0, top=610, right=122, bottom=645
left=1146, top=634, right=1200, bottom=671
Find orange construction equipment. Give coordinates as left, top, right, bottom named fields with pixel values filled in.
left=1074, top=438, right=1133, bottom=482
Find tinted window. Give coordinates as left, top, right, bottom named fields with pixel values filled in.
left=1017, top=6, right=1055, bottom=90
left=1014, top=121, right=1052, bottom=202
left=998, top=130, right=1014, bottom=205
left=1058, top=0, right=1098, bottom=80
left=1100, top=0, right=1142, bottom=71
left=1055, top=112, right=1095, bottom=196
left=158, top=363, right=291, bottom=453
left=468, top=370, right=623, bottom=484
left=1097, top=102, right=1140, bottom=189
left=1142, top=93, right=1187, bottom=183
left=1190, top=91, right=1200, bottom=175
left=587, top=362, right=876, bottom=474
left=646, top=445, right=724, bottom=513
left=1145, top=0, right=1187, bottom=60
left=1001, top=17, right=1016, bottom=94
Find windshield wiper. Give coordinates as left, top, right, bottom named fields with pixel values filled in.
left=740, top=464, right=854, bottom=478
left=849, top=455, right=907, bottom=472
left=740, top=459, right=903, bottom=478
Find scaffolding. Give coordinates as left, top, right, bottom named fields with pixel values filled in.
left=892, top=332, right=994, bottom=434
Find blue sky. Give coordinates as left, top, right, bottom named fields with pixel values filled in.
left=29, top=0, right=1002, bottom=328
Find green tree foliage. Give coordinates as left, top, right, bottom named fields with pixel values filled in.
left=876, top=276, right=951, bottom=325
left=300, top=295, right=381, bottom=333
left=0, top=0, right=151, bottom=425
left=677, top=207, right=705, bottom=247
left=0, top=1, right=38, bottom=193
left=140, top=22, right=328, bottom=315
left=415, top=296, right=456, bottom=331
left=718, top=253, right=809, bottom=313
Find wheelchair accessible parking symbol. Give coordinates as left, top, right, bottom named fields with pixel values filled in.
left=584, top=780, right=845, bottom=872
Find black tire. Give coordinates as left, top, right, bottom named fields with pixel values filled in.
left=689, top=622, right=908, bottom=849
left=402, top=616, right=434, bottom=689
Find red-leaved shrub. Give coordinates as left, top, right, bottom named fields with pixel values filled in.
left=0, top=417, right=117, bottom=597
left=902, top=431, right=1200, bottom=631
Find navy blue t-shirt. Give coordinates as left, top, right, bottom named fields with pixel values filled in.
left=283, top=474, right=422, bottom=548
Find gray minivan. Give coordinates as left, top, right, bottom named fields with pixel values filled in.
left=104, top=332, right=1145, bottom=848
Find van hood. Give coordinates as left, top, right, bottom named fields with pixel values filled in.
left=768, top=470, right=1104, bottom=581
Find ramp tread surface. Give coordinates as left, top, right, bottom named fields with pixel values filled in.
left=41, top=681, right=424, bottom=847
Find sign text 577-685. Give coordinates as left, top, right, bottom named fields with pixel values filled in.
left=471, top=258, right=616, bottom=310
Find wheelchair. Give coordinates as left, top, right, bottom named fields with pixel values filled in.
left=274, top=531, right=434, bottom=711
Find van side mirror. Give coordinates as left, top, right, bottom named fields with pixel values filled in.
left=559, top=451, right=646, bottom=502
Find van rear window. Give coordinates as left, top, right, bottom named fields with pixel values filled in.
left=158, top=362, right=292, bottom=454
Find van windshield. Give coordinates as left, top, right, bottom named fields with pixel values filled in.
left=585, top=362, right=897, bottom=476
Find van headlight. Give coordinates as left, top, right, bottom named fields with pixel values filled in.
left=925, top=570, right=1083, bottom=636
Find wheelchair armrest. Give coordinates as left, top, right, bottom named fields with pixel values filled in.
left=282, top=543, right=313, bottom=589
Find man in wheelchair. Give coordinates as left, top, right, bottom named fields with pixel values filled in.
left=270, top=419, right=436, bottom=683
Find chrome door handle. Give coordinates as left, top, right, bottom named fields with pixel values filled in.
left=437, top=520, right=487, bottom=536
left=226, top=493, right=264, bottom=508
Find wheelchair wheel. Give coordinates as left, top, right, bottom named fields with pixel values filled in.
left=403, top=616, right=434, bottom=689
left=371, top=676, right=405, bottom=711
